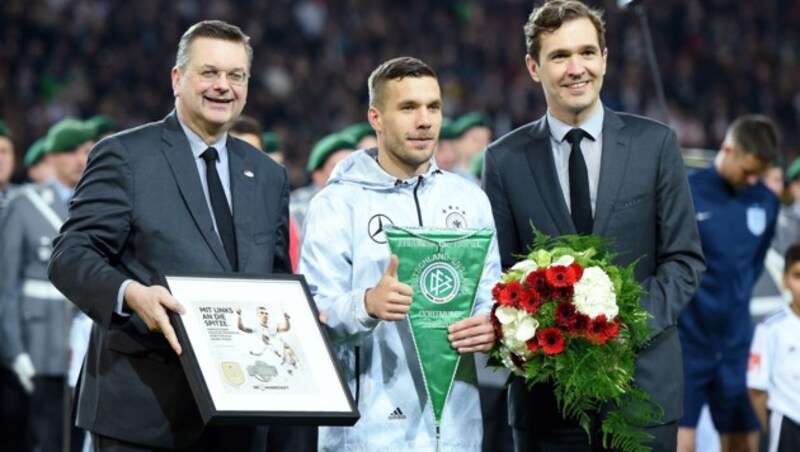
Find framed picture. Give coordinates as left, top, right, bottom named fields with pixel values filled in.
left=165, top=274, right=359, bottom=426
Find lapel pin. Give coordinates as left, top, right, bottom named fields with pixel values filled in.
left=244, top=170, right=254, bottom=178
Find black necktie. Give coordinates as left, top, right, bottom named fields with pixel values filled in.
left=565, top=129, right=593, bottom=235
left=201, top=147, right=238, bottom=270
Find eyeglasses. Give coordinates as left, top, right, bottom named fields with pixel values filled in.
left=194, top=67, right=249, bottom=85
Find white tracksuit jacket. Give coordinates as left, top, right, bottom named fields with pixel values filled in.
left=298, top=148, right=502, bottom=451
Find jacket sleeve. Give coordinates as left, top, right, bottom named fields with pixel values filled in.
left=483, top=147, right=521, bottom=269
left=48, top=137, right=134, bottom=329
left=639, top=129, right=706, bottom=335
left=297, top=191, right=379, bottom=345
left=271, top=166, right=293, bottom=275
left=473, top=195, right=502, bottom=316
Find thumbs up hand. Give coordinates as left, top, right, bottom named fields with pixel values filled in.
left=364, top=254, right=413, bottom=321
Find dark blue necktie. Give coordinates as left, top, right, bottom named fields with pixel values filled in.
left=565, top=129, right=593, bottom=235
left=201, top=147, right=238, bottom=270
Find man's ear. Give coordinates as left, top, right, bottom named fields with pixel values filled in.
left=525, top=54, right=541, bottom=83
left=368, top=106, right=381, bottom=134
left=171, top=67, right=181, bottom=98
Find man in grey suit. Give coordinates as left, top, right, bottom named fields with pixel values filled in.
left=0, top=117, right=94, bottom=452
left=483, top=1, right=706, bottom=451
left=48, top=20, right=291, bottom=450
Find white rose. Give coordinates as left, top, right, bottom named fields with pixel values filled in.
left=511, top=259, right=538, bottom=282
left=551, top=255, right=575, bottom=267
left=496, top=306, right=537, bottom=357
left=572, top=266, right=618, bottom=319
left=515, top=316, right=540, bottom=342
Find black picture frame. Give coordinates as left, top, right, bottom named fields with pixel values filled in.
left=165, top=273, right=359, bottom=426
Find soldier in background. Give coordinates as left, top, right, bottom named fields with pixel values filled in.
left=0, top=118, right=95, bottom=452
left=0, top=121, right=16, bottom=209
left=23, top=138, right=55, bottom=185
left=290, top=132, right=356, bottom=232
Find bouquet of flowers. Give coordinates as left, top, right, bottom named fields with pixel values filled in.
left=489, top=231, right=660, bottom=452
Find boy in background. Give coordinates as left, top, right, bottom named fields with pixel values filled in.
left=747, top=243, right=800, bottom=452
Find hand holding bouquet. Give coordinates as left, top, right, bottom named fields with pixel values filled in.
left=489, top=231, right=660, bottom=452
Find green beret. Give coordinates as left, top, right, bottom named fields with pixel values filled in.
left=469, top=151, right=486, bottom=178
left=439, top=117, right=457, bottom=140
left=306, top=133, right=357, bottom=173
left=786, top=158, right=800, bottom=182
left=340, top=122, right=375, bottom=144
left=452, top=112, right=492, bottom=137
left=262, top=132, right=280, bottom=153
left=24, top=137, right=47, bottom=167
left=0, top=120, right=11, bottom=138
left=44, top=118, right=97, bottom=154
left=87, top=114, right=116, bottom=136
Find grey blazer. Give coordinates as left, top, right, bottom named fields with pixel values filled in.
left=0, top=182, right=71, bottom=375
left=48, top=112, right=292, bottom=448
left=483, top=108, right=706, bottom=427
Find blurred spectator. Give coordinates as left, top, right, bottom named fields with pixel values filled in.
left=1, top=1, right=797, bottom=189
left=434, top=117, right=459, bottom=172
left=23, top=138, right=54, bottom=184
left=290, top=132, right=355, bottom=232
left=761, top=162, right=784, bottom=198
left=678, top=114, right=781, bottom=452
left=340, top=122, right=377, bottom=149
left=0, top=120, right=28, bottom=452
left=0, top=117, right=94, bottom=452
left=772, top=158, right=800, bottom=257
left=86, top=114, right=116, bottom=140
left=229, top=114, right=265, bottom=150
left=452, top=112, right=492, bottom=177
left=261, top=132, right=284, bottom=164
left=0, top=121, right=16, bottom=208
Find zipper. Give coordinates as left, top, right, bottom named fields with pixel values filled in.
left=413, top=175, right=424, bottom=226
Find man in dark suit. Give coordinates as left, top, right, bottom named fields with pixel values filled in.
left=482, top=1, right=706, bottom=451
left=48, top=20, right=291, bottom=451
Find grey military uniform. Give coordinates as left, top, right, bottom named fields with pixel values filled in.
left=0, top=182, right=71, bottom=375
left=0, top=183, right=18, bottom=211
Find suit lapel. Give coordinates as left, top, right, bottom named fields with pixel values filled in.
left=160, top=113, right=231, bottom=271
left=525, top=118, right=575, bottom=235
left=227, top=139, right=255, bottom=271
left=593, top=109, right=629, bottom=236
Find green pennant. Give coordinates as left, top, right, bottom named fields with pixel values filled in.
left=385, top=227, right=493, bottom=427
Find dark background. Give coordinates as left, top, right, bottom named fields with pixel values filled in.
left=1, top=0, right=798, bottom=187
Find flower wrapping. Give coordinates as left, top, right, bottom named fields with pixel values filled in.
left=489, top=231, right=660, bottom=452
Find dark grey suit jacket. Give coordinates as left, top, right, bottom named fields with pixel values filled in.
left=483, top=109, right=705, bottom=427
left=48, top=112, right=292, bottom=448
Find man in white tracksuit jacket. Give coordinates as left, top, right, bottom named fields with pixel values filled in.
left=298, top=57, right=502, bottom=451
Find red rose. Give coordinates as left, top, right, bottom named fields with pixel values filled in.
left=587, top=315, right=612, bottom=345
left=492, top=283, right=504, bottom=301
left=519, top=289, right=541, bottom=314
left=552, top=285, right=575, bottom=303
left=555, top=302, right=578, bottom=330
left=526, top=338, right=539, bottom=354
left=489, top=304, right=503, bottom=338
left=545, top=265, right=579, bottom=288
left=496, top=281, right=523, bottom=307
left=573, top=313, right=592, bottom=334
left=537, top=328, right=566, bottom=355
left=569, top=262, right=584, bottom=281
left=605, top=319, right=621, bottom=339
left=526, top=270, right=552, bottom=299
